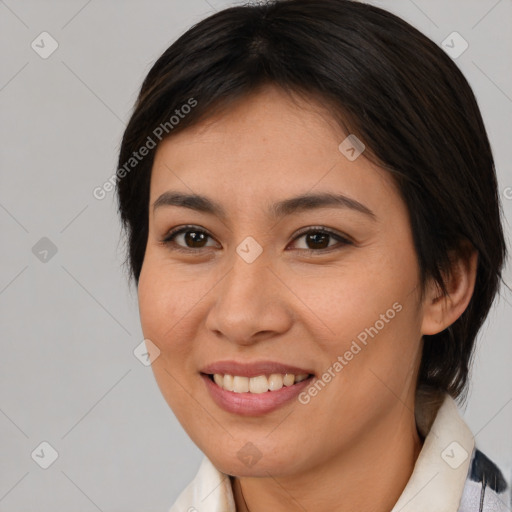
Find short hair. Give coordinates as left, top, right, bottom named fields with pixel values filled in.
left=115, top=0, right=507, bottom=404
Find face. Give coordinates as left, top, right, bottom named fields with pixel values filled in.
left=138, top=85, right=427, bottom=479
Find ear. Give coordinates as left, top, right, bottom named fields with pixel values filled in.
left=421, top=240, right=478, bottom=336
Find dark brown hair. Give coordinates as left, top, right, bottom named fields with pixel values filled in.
left=115, top=0, right=507, bottom=404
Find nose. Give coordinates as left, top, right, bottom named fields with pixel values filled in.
left=204, top=248, right=293, bottom=346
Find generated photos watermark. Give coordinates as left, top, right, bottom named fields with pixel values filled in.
left=92, top=97, right=197, bottom=200
left=298, top=301, right=403, bottom=404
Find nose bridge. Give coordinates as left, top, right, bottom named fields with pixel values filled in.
left=221, top=228, right=272, bottom=298
left=220, top=246, right=271, bottom=312
left=206, top=244, right=287, bottom=343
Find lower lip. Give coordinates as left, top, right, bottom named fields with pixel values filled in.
left=201, top=373, right=314, bottom=416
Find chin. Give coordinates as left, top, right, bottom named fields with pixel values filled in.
left=204, top=445, right=306, bottom=479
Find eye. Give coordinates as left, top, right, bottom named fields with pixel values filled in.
left=160, top=225, right=219, bottom=253
left=289, top=226, right=352, bottom=253
left=160, top=225, right=352, bottom=254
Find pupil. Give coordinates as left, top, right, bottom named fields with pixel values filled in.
left=308, top=232, right=328, bottom=249
left=186, top=231, right=206, bottom=247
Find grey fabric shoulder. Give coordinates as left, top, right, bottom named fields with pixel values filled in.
left=458, top=448, right=511, bottom=512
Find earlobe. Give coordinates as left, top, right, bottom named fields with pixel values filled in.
left=421, top=242, right=479, bottom=336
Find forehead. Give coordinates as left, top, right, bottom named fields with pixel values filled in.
left=153, top=86, right=348, bottom=169
left=148, top=86, right=400, bottom=219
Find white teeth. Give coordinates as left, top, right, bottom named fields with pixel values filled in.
left=283, top=373, right=295, bottom=386
left=233, top=376, right=249, bottom=393
left=212, top=373, right=311, bottom=393
left=223, top=374, right=234, bottom=392
left=268, top=373, right=283, bottom=391
left=249, top=375, right=268, bottom=394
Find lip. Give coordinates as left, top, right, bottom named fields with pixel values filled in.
left=201, top=373, right=314, bottom=416
left=200, top=360, right=315, bottom=378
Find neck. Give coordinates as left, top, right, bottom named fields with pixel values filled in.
left=232, top=405, right=424, bottom=512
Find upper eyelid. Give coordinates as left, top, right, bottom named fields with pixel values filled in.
left=163, top=225, right=215, bottom=241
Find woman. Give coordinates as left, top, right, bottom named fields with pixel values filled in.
left=115, top=0, right=510, bottom=510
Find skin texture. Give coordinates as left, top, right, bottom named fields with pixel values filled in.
left=137, top=85, right=478, bottom=512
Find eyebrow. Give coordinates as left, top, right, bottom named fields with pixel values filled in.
left=152, top=191, right=376, bottom=221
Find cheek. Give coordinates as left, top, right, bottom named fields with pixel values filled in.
left=137, top=261, right=188, bottom=355
left=138, top=265, right=200, bottom=420
left=311, top=305, right=422, bottom=440
left=301, top=250, right=417, bottom=338
left=304, top=251, right=422, bottom=396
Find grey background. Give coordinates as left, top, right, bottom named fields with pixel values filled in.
left=0, top=0, right=511, bottom=510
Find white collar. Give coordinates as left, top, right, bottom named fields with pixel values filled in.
left=170, top=392, right=474, bottom=511
left=390, top=392, right=474, bottom=512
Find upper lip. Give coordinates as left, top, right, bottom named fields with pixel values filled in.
left=200, top=360, right=315, bottom=378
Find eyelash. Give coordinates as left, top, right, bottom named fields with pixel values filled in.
left=160, top=225, right=352, bottom=255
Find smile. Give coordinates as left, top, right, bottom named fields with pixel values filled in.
left=210, top=373, right=310, bottom=393
left=201, top=372, right=315, bottom=416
